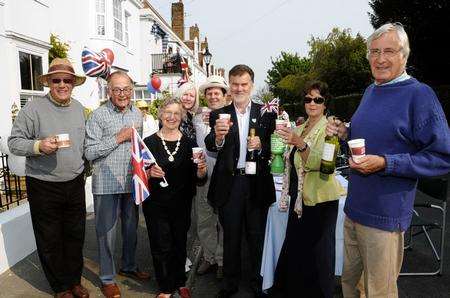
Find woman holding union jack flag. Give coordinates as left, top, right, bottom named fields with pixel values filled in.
left=142, top=98, right=207, bottom=298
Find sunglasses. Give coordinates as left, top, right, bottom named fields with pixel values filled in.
left=304, top=96, right=325, bottom=104
left=51, top=78, right=74, bottom=85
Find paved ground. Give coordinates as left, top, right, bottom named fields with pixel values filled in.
left=1, top=189, right=450, bottom=298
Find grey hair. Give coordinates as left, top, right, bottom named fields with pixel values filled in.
left=157, top=98, right=186, bottom=121
left=366, top=22, right=410, bottom=61
left=107, top=71, right=134, bottom=88
left=174, top=81, right=199, bottom=115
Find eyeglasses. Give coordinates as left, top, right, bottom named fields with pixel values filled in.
left=51, top=78, right=74, bottom=85
left=304, top=97, right=325, bottom=104
left=368, top=48, right=402, bottom=58
left=163, top=111, right=182, bottom=118
left=111, top=87, right=133, bottom=96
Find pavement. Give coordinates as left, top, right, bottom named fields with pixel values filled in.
left=1, top=190, right=450, bottom=298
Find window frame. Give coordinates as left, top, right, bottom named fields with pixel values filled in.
left=95, top=0, right=106, bottom=36
left=18, top=51, right=44, bottom=92
left=113, top=0, right=123, bottom=41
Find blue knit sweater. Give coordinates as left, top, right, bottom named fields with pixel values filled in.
left=345, top=78, right=450, bottom=232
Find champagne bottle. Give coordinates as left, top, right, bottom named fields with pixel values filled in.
left=245, top=128, right=257, bottom=175
left=320, top=133, right=339, bottom=175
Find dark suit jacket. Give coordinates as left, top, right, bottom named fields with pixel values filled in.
left=204, top=102, right=276, bottom=209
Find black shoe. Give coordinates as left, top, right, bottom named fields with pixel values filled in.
left=252, top=288, right=268, bottom=298
left=216, top=289, right=238, bottom=298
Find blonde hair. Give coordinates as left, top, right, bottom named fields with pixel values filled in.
left=174, top=82, right=199, bottom=114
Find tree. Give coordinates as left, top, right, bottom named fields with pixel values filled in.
left=252, top=85, right=274, bottom=103
left=49, top=34, right=69, bottom=63
left=265, top=52, right=312, bottom=104
left=308, top=28, right=372, bottom=96
left=369, top=0, right=450, bottom=85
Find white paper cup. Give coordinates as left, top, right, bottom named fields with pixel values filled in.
left=348, top=138, right=365, bottom=163
left=276, top=119, right=287, bottom=130
left=55, top=133, right=71, bottom=148
left=219, top=113, right=231, bottom=125
left=192, top=147, right=203, bottom=163
left=202, top=107, right=211, bottom=123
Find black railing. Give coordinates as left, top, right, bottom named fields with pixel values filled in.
left=0, top=154, right=27, bottom=211
left=151, top=53, right=182, bottom=74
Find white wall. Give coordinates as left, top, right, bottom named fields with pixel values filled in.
left=0, top=0, right=50, bottom=137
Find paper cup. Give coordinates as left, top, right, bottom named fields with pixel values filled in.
left=219, top=113, right=231, bottom=125
left=348, top=138, right=365, bottom=163
left=192, top=147, right=203, bottom=163
left=55, top=133, right=71, bottom=148
left=276, top=119, right=287, bottom=130
left=202, top=107, right=211, bottom=123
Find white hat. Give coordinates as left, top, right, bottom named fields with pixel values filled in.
left=199, top=75, right=229, bottom=95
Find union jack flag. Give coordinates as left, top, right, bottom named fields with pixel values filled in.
left=81, top=47, right=110, bottom=78
left=131, top=127, right=155, bottom=205
left=260, top=98, right=280, bottom=115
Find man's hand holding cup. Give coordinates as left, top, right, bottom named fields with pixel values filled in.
left=214, top=114, right=232, bottom=144
left=39, top=136, right=59, bottom=154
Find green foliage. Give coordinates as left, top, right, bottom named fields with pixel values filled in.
left=253, top=85, right=274, bottom=103
left=308, top=28, right=372, bottom=96
left=199, top=94, right=207, bottom=107
left=266, top=52, right=312, bottom=104
left=369, top=0, right=450, bottom=85
left=49, top=34, right=69, bottom=63
left=148, top=98, right=163, bottom=119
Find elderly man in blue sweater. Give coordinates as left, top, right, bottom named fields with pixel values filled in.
left=327, top=23, right=450, bottom=297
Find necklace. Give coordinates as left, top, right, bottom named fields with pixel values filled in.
left=160, top=131, right=181, bottom=162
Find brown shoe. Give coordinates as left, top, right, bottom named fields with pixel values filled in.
left=118, top=269, right=150, bottom=280
left=71, top=284, right=89, bottom=298
left=101, top=283, right=121, bottom=298
left=54, top=290, right=74, bottom=298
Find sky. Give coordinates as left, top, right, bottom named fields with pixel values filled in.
left=150, top=0, right=374, bottom=90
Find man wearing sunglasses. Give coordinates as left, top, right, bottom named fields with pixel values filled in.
left=8, top=58, right=90, bottom=298
left=327, top=23, right=450, bottom=297
left=85, top=71, right=149, bottom=298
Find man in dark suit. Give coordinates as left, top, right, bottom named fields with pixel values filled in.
left=205, top=65, right=276, bottom=298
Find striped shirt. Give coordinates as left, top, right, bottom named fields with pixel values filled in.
left=85, top=100, right=143, bottom=194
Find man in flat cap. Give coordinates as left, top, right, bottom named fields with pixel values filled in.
left=9, top=58, right=89, bottom=298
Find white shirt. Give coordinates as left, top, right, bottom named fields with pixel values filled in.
left=235, top=101, right=251, bottom=169
left=142, top=114, right=159, bottom=139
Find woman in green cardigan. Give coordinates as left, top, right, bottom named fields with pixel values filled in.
left=272, top=81, right=346, bottom=298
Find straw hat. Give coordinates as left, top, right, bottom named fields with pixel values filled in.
left=199, top=75, right=229, bottom=95
left=135, top=100, right=150, bottom=109
left=39, top=58, right=86, bottom=87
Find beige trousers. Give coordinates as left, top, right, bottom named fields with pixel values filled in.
left=341, top=217, right=404, bottom=298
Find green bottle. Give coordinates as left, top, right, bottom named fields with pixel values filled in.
left=320, top=134, right=339, bottom=175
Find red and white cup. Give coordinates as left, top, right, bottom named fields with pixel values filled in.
left=192, top=147, right=203, bottom=164
left=201, top=107, right=211, bottom=124
left=348, top=138, right=365, bottom=163
left=276, top=119, right=287, bottom=130
left=219, top=113, right=231, bottom=125
left=55, top=133, right=71, bottom=148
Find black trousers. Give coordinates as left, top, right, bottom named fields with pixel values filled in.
left=273, top=199, right=338, bottom=298
left=218, top=175, right=267, bottom=292
left=143, top=202, right=191, bottom=294
left=26, top=174, right=86, bottom=293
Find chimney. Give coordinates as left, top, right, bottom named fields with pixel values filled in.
left=171, top=0, right=184, bottom=40
left=189, top=24, right=200, bottom=41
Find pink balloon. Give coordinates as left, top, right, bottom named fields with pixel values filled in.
left=151, top=75, right=162, bottom=90
left=101, top=48, right=114, bottom=66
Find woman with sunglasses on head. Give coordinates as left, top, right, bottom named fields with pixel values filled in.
left=142, top=98, right=207, bottom=298
left=271, top=81, right=345, bottom=298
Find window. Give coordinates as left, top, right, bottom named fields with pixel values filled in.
left=95, top=0, right=106, bottom=35
left=19, top=51, right=43, bottom=91
left=113, top=0, right=123, bottom=41
left=124, top=12, right=130, bottom=46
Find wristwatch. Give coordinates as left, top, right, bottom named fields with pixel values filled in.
left=297, top=142, right=308, bottom=152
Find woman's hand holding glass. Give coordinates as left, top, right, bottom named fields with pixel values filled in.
left=276, top=126, right=305, bottom=148
left=196, top=153, right=207, bottom=178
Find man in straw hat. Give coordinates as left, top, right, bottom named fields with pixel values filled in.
left=135, top=100, right=159, bottom=138
left=193, top=75, right=229, bottom=279
left=8, top=58, right=89, bottom=298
